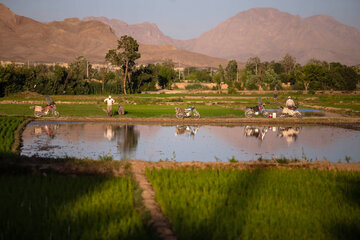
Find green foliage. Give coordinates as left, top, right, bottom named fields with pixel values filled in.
left=245, top=74, right=259, bottom=90
left=225, top=60, right=238, bottom=83
left=227, top=87, right=237, bottom=94
left=185, top=83, right=209, bottom=90
left=186, top=69, right=212, bottom=82
left=228, top=156, right=238, bottom=163
left=130, top=65, right=157, bottom=93
left=157, top=62, right=176, bottom=89
left=147, top=168, right=360, bottom=240
left=280, top=53, right=296, bottom=74
left=263, top=68, right=281, bottom=90
left=105, top=35, right=141, bottom=94
left=0, top=116, right=25, bottom=153
left=245, top=56, right=261, bottom=75
left=0, top=176, right=154, bottom=240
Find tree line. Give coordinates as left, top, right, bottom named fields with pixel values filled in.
left=0, top=35, right=359, bottom=97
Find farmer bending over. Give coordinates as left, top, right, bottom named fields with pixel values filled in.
left=104, top=95, right=115, bottom=116
left=286, top=96, right=296, bottom=109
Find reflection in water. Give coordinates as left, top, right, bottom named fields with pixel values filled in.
left=175, top=125, right=200, bottom=138
left=103, top=124, right=140, bottom=156
left=113, top=125, right=139, bottom=154
left=21, top=122, right=360, bottom=162
left=277, top=127, right=301, bottom=145
left=244, top=126, right=268, bottom=141
left=34, top=124, right=59, bottom=139
left=244, top=126, right=302, bottom=146
left=104, top=125, right=114, bottom=141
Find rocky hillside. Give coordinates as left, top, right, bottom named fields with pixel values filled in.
left=0, top=4, right=227, bottom=67
left=85, top=8, right=360, bottom=65
left=180, top=8, right=360, bottom=65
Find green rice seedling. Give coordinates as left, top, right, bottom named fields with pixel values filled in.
left=0, top=104, right=34, bottom=116
left=146, top=168, right=360, bottom=240
left=0, top=175, right=156, bottom=240
left=98, top=152, right=113, bottom=161
left=228, top=156, right=238, bottom=163
left=0, top=116, right=26, bottom=152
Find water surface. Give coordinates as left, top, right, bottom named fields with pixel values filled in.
left=21, top=121, right=360, bottom=162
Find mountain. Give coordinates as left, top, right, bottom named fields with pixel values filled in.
left=138, top=44, right=227, bottom=67
left=83, top=16, right=180, bottom=46
left=0, top=4, right=118, bottom=63
left=179, top=8, right=360, bottom=65
left=86, top=8, right=360, bottom=65
left=2, top=4, right=359, bottom=66
left=0, top=4, right=227, bottom=67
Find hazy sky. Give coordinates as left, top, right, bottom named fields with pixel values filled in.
left=1, top=0, right=360, bottom=40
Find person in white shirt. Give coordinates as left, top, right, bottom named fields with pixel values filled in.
left=104, top=95, right=115, bottom=116
left=285, top=96, right=296, bottom=108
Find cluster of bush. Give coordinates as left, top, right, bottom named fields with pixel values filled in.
left=0, top=57, right=177, bottom=97
left=1, top=55, right=359, bottom=97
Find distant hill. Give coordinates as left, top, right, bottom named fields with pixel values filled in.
left=86, top=9, right=360, bottom=65
left=0, top=4, right=227, bottom=68
left=179, top=8, right=360, bottom=65
left=83, top=16, right=180, bottom=46
left=0, top=3, right=117, bottom=63
left=2, top=4, right=359, bottom=66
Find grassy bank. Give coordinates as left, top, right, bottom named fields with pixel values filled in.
left=146, top=168, right=360, bottom=240
left=1, top=92, right=360, bottom=118
left=0, top=104, right=245, bottom=118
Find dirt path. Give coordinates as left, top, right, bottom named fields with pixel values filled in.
left=131, top=161, right=177, bottom=240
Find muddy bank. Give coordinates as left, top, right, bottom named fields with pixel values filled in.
left=4, top=158, right=360, bottom=174
left=131, top=160, right=360, bottom=172
left=33, top=116, right=360, bottom=128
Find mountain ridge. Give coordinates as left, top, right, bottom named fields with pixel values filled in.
left=0, top=3, right=227, bottom=68
left=1, top=4, right=359, bottom=66
left=85, top=8, right=360, bottom=65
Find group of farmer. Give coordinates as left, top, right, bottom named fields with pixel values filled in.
left=104, top=91, right=297, bottom=117
left=104, top=95, right=124, bottom=117
left=274, top=88, right=296, bottom=108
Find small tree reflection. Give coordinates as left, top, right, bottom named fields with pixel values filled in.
left=112, top=125, right=139, bottom=155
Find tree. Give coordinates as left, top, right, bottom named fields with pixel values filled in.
left=302, top=64, right=327, bottom=91
left=69, top=56, right=91, bottom=80
left=217, top=65, right=225, bottom=83
left=157, top=62, right=176, bottom=89
left=263, top=68, right=281, bottom=90
left=245, top=73, right=260, bottom=90
left=329, top=62, right=359, bottom=90
left=131, top=65, right=157, bottom=92
left=280, top=53, right=296, bottom=74
left=225, top=60, right=238, bottom=85
left=246, top=57, right=261, bottom=75
left=105, top=35, right=141, bottom=94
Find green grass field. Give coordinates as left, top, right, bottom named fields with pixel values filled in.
left=0, top=116, right=26, bottom=152
left=0, top=103, right=245, bottom=118
left=146, top=168, right=360, bottom=240
left=1, top=92, right=360, bottom=117
left=0, top=175, right=156, bottom=240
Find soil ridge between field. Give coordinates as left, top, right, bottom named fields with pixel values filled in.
left=131, top=161, right=177, bottom=240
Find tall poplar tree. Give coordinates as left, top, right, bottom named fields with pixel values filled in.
left=106, top=35, right=141, bottom=94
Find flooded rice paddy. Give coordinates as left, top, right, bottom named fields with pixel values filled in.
left=21, top=121, right=360, bottom=162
